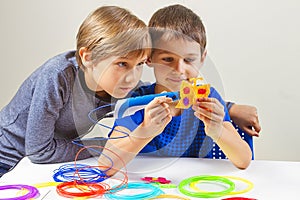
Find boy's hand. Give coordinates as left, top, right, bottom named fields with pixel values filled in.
left=192, top=97, right=225, bottom=141
left=229, top=104, right=261, bottom=137
left=140, top=96, right=173, bottom=138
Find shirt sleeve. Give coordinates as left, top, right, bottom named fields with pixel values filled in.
left=25, top=71, right=93, bottom=163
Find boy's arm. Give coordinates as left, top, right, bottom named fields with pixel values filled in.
left=214, top=122, right=252, bottom=169
left=98, top=96, right=173, bottom=176
left=193, top=97, right=252, bottom=169
left=97, top=126, right=156, bottom=176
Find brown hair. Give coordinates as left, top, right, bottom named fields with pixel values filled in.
left=148, top=4, right=206, bottom=54
left=76, top=6, right=151, bottom=69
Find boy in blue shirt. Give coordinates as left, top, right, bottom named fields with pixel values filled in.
left=99, top=4, right=252, bottom=176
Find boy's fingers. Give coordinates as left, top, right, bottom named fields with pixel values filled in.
left=153, top=96, right=173, bottom=104
left=149, top=101, right=171, bottom=117
left=243, top=126, right=260, bottom=137
left=152, top=109, right=171, bottom=124
left=253, top=123, right=261, bottom=133
left=194, top=99, right=223, bottom=114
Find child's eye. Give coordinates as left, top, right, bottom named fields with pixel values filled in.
left=136, top=61, right=146, bottom=70
left=184, top=58, right=196, bottom=63
left=162, top=57, right=174, bottom=62
left=137, top=61, right=146, bottom=67
left=117, top=62, right=127, bottom=67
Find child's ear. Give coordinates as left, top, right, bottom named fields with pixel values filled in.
left=79, top=47, right=93, bottom=68
left=200, top=49, right=207, bottom=66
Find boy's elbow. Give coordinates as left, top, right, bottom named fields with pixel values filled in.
left=235, top=155, right=252, bottom=170
left=236, top=160, right=251, bottom=170
left=236, top=142, right=253, bottom=169
left=28, top=154, right=45, bottom=164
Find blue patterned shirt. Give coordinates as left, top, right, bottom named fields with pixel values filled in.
left=113, top=83, right=232, bottom=158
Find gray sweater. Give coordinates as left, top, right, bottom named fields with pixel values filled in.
left=0, top=51, right=112, bottom=168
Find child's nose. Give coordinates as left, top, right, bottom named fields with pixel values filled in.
left=124, top=67, right=141, bottom=82
left=174, top=60, right=186, bottom=74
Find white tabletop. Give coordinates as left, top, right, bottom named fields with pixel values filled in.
left=1, top=156, right=299, bottom=199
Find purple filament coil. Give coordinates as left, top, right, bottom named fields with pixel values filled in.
left=0, top=184, right=39, bottom=200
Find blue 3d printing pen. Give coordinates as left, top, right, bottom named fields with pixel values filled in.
left=114, top=91, right=180, bottom=119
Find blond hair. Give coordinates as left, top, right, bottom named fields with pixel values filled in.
left=148, top=4, right=206, bottom=55
left=76, top=6, right=151, bottom=69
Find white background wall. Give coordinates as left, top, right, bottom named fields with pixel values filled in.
left=1, top=0, right=299, bottom=161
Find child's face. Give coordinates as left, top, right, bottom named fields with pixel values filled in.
left=151, top=38, right=204, bottom=92
left=87, top=54, right=147, bottom=98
